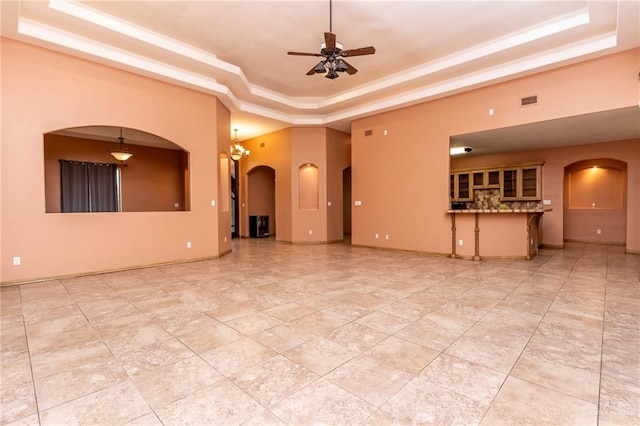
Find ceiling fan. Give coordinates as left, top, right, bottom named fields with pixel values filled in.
left=287, top=0, right=376, bottom=79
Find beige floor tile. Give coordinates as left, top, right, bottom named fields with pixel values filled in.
left=381, top=375, right=488, bottom=425
left=395, top=311, right=475, bottom=351
left=131, top=355, right=224, bottom=409
left=271, top=378, right=376, bottom=425
left=0, top=380, right=37, bottom=425
left=225, top=311, right=284, bottom=335
left=2, top=239, right=638, bottom=424
left=3, top=413, right=40, bottom=426
left=39, top=381, right=150, bottom=426
left=599, top=373, right=640, bottom=421
left=290, top=310, right=350, bottom=335
left=354, top=310, right=413, bottom=334
left=114, top=337, right=193, bottom=377
left=364, top=335, right=439, bottom=374
left=283, top=337, right=359, bottom=375
left=251, top=323, right=315, bottom=353
left=325, top=322, right=389, bottom=352
left=325, top=354, right=412, bottom=406
left=124, top=412, right=164, bottom=425
left=233, top=354, right=318, bottom=407
left=200, top=337, right=276, bottom=378
left=481, top=376, right=598, bottom=425
left=264, top=302, right=316, bottom=321
left=511, top=350, right=600, bottom=403
left=176, top=321, right=244, bottom=353
left=419, top=354, right=506, bottom=405
left=34, top=357, right=128, bottom=410
left=155, top=378, right=265, bottom=425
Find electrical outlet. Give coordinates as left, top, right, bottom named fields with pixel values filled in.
left=186, top=242, right=192, bottom=248
left=354, top=200, right=362, bottom=206
left=211, top=200, right=216, bottom=206
left=375, top=233, right=379, bottom=239
left=458, top=240, right=463, bottom=246
left=327, top=201, right=332, bottom=207
left=597, top=229, right=602, bottom=235
left=12, top=257, right=20, bottom=266
left=308, top=230, right=313, bottom=235
left=385, top=234, right=389, bottom=240
left=224, top=236, right=227, bottom=242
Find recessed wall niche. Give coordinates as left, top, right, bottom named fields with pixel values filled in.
left=567, top=160, right=626, bottom=209
left=299, top=163, right=319, bottom=210
left=44, top=127, right=189, bottom=213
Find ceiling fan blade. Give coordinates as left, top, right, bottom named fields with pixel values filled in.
left=342, top=46, right=376, bottom=57
left=306, top=67, right=318, bottom=76
left=341, top=59, right=358, bottom=75
left=324, top=32, right=336, bottom=50
left=288, top=51, right=324, bottom=57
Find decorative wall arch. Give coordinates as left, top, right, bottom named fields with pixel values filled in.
left=298, top=163, right=319, bottom=210
left=44, top=125, right=190, bottom=213
left=563, top=158, right=627, bottom=244
left=247, top=165, right=276, bottom=236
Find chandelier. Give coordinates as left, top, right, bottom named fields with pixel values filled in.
left=230, top=128, right=250, bottom=161
left=109, top=128, right=133, bottom=162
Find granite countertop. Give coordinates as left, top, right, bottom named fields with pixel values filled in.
left=446, top=208, right=552, bottom=214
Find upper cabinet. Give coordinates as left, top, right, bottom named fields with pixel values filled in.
left=452, top=163, right=542, bottom=201
left=451, top=171, right=472, bottom=201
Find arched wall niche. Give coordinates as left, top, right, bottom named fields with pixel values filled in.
left=44, top=125, right=190, bottom=213
left=298, top=163, right=319, bottom=210
left=563, top=158, right=627, bottom=244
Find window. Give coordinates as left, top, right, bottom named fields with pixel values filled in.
left=60, top=160, right=120, bottom=212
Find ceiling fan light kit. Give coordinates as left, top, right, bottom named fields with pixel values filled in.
left=287, top=0, right=375, bottom=79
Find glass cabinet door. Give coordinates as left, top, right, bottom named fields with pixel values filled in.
left=502, top=169, right=517, bottom=199
left=458, top=173, right=471, bottom=200
left=521, top=167, right=539, bottom=199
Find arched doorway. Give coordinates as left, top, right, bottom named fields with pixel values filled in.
left=564, top=158, right=627, bottom=244
left=247, top=166, right=276, bottom=237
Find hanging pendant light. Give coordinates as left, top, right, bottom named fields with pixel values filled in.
left=230, top=128, right=250, bottom=161
left=110, top=128, right=133, bottom=161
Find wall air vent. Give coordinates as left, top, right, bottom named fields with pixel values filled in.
left=364, top=130, right=373, bottom=136
left=521, top=95, right=538, bottom=106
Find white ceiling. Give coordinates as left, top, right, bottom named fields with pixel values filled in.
left=2, top=0, right=639, bottom=152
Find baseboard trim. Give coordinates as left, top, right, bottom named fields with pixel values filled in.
left=0, top=255, right=220, bottom=288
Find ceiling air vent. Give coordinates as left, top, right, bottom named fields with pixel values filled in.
left=364, top=130, right=373, bottom=136
left=521, top=95, right=538, bottom=107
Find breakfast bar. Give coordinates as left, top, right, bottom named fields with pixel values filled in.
left=446, top=208, right=548, bottom=260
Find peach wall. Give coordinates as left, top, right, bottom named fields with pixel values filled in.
left=353, top=49, right=639, bottom=255
left=1, top=38, right=228, bottom=283
left=216, top=101, right=232, bottom=255
left=291, top=127, right=327, bottom=243
left=44, top=134, right=187, bottom=213
left=326, top=129, right=351, bottom=242
left=452, top=139, right=638, bottom=249
left=240, top=128, right=292, bottom=241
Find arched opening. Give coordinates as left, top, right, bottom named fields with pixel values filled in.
left=247, top=166, right=276, bottom=237
left=564, top=158, right=627, bottom=244
left=44, top=126, right=189, bottom=213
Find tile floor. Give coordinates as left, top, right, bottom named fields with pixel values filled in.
left=1, top=239, right=639, bottom=425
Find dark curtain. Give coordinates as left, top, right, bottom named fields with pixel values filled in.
left=88, top=163, right=118, bottom=212
left=60, top=160, right=118, bottom=212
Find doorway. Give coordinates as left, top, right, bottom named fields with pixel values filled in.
left=247, top=166, right=276, bottom=237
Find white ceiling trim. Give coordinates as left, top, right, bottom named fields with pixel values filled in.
left=16, top=1, right=622, bottom=128
left=44, top=0, right=595, bottom=111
